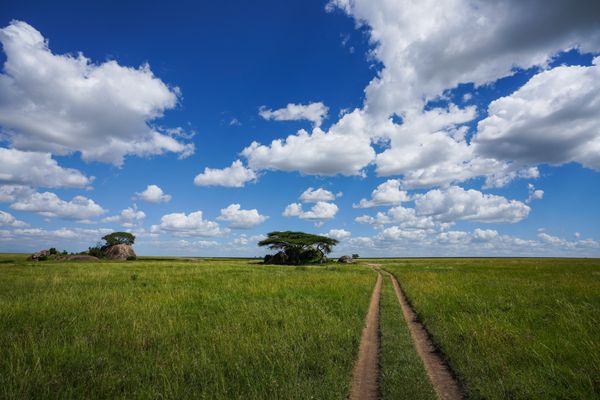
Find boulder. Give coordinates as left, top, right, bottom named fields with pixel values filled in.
left=338, top=255, right=353, bottom=263
left=103, top=244, right=136, bottom=260
left=28, top=249, right=50, bottom=261
left=265, top=251, right=288, bottom=265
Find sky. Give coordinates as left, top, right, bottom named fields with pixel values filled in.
left=1, top=0, right=600, bottom=257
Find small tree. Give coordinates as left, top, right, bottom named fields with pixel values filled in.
left=102, top=232, right=135, bottom=246
left=258, top=231, right=338, bottom=265
left=352, top=253, right=360, bottom=259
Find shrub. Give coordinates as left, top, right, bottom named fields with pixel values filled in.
left=88, top=246, right=104, bottom=259
left=48, top=248, right=57, bottom=255
left=126, top=255, right=137, bottom=261
left=352, top=253, right=360, bottom=259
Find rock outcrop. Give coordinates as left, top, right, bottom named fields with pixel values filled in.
left=28, top=250, right=50, bottom=261
left=264, top=251, right=288, bottom=265
left=338, top=255, right=353, bottom=263
left=103, top=244, right=136, bottom=260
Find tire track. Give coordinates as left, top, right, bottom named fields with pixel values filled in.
left=387, top=271, right=463, bottom=400
left=348, top=270, right=382, bottom=400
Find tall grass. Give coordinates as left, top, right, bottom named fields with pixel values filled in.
left=380, top=258, right=600, bottom=400
left=0, top=256, right=374, bottom=399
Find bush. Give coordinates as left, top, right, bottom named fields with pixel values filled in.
left=88, top=246, right=104, bottom=259
left=48, top=248, right=57, bottom=255
left=352, top=253, right=360, bottom=259
left=126, top=255, right=137, bottom=261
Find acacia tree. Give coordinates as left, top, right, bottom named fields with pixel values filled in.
left=258, top=231, right=338, bottom=265
left=102, top=232, right=136, bottom=246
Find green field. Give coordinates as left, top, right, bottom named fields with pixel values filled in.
left=1, top=254, right=599, bottom=399
left=380, top=258, right=600, bottom=400
left=0, top=254, right=374, bottom=399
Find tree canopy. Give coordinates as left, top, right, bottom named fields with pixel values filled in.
left=258, top=231, right=338, bottom=265
left=102, top=232, right=135, bottom=246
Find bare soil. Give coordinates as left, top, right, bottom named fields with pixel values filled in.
left=349, top=271, right=382, bottom=400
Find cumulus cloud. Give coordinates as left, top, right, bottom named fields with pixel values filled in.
left=242, top=109, right=375, bottom=176
left=415, top=186, right=530, bottom=223
left=526, top=184, right=544, bottom=204
left=217, top=204, right=268, bottom=229
left=283, top=201, right=338, bottom=225
left=329, top=0, right=600, bottom=117
left=151, top=211, right=225, bottom=237
left=102, top=205, right=145, bottom=228
left=300, top=187, right=340, bottom=203
left=0, top=148, right=92, bottom=188
left=10, top=191, right=106, bottom=221
left=0, top=20, right=194, bottom=166
left=0, top=210, right=28, bottom=227
left=134, top=184, right=171, bottom=203
left=474, top=61, right=600, bottom=170
left=0, top=185, right=34, bottom=203
left=356, top=206, right=438, bottom=231
left=354, top=179, right=410, bottom=208
left=325, top=228, right=351, bottom=240
left=193, top=160, right=256, bottom=188
left=259, top=102, right=329, bottom=127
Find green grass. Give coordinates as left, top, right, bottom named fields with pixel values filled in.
left=0, top=255, right=375, bottom=399
left=378, top=258, right=600, bottom=400
left=379, top=274, right=436, bottom=400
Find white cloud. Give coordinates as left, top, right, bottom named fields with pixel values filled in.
left=526, top=184, right=544, bottom=204
left=300, top=187, right=339, bottom=203
left=193, top=160, right=256, bottom=188
left=283, top=201, right=338, bottom=225
left=354, top=179, right=409, bottom=208
left=10, top=191, right=106, bottom=221
left=0, top=148, right=92, bottom=188
left=472, top=228, right=499, bottom=242
left=0, top=185, right=34, bottom=203
left=0, top=210, right=28, bottom=227
left=329, top=0, right=600, bottom=117
left=217, top=204, right=268, bottom=229
left=242, top=109, right=375, bottom=176
left=415, top=186, right=530, bottom=224
left=0, top=21, right=194, bottom=166
left=232, top=233, right=266, bottom=246
left=356, top=206, right=438, bottom=231
left=102, top=205, right=145, bottom=228
left=325, top=229, right=351, bottom=240
left=474, top=61, right=600, bottom=170
left=151, top=211, right=225, bottom=237
left=134, top=184, right=171, bottom=203
left=259, top=102, right=329, bottom=127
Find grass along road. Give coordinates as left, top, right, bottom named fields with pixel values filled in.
left=0, top=255, right=374, bottom=399
left=380, top=258, right=600, bottom=399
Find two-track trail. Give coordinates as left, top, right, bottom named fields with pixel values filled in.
left=387, top=271, right=463, bottom=400
left=349, top=263, right=463, bottom=400
left=348, top=270, right=382, bottom=400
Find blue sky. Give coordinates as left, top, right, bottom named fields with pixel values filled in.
left=1, top=0, right=600, bottom=257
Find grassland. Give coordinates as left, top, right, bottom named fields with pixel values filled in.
left=0, top=254, right=374, bottom=399
left=380, top=258, right=600, bottom=400
left=1, top=254, right=599, bottom=399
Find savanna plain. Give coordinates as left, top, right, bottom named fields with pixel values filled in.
left=0, top=254, right=598, bottom=399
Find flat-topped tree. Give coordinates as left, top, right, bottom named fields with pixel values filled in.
left=258, top=231, right=338, bottom=265
left=102, top=232, right=135, bottom=246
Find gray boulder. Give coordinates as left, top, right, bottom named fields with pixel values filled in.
left=265, top=251, right=288, bottom=265
left=103, top=244, right=136, bottom=260
left=28, top=249, right=50, bottom=261
left=338, top=255, right=353, bottom=263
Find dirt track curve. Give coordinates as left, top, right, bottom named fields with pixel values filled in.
left=348, top=270, right=382, bottom=400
